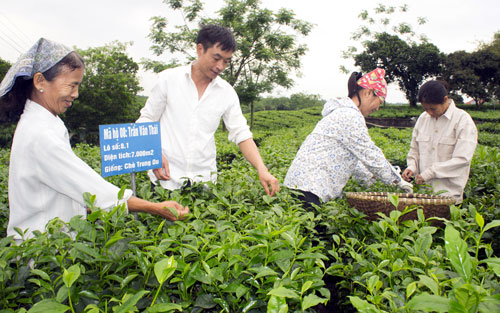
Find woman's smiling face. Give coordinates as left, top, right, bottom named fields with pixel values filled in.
left=36, top=65, right=84, bottom=116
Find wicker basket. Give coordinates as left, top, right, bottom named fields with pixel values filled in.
left=345, top=192, right=455, bottom=221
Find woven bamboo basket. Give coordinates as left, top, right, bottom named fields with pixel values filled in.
left=345, top=192, right=455, bottom=221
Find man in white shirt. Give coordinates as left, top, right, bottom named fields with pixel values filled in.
left=402, top=80, right=478, bottom=203
left=137, top=25, right=279, bottom=195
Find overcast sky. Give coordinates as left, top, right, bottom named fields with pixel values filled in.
left=2, top=0, right=499, bottom=103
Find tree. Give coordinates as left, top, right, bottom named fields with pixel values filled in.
left=0, top=58, right=10, bottom=82
left=443, top=31, right=500, bottom=106
left=342, top=3, right=443, bottom=106
left=144, top=0, right=312, bottom=128
left=64, top=42, right=142, bottom=144
left=477, top=31, right=500, bottom=101
left=354, top=32, right=442, bottom=107
left=0, top=58, right=14, bottom=148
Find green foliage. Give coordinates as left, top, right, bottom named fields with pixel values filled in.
left=341, top=3, right=429, bottom=71
left=0, top=57, right=10, bottom=82
left=145, top=0, right=313, bottom=127
left=354, top=32, right=443, bottom=107
left=1, top=107, right=500, bottom=312
left=443, top=47, right=500, bottom=106
left=245, top=93, right=324, bottom=113
left=64, top=42, right=143, bottom=145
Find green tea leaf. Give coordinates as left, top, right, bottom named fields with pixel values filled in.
left=418, top=275, right=439, bottom=295
left=481, top=258, right=500, bottom=276
left=121, top=274, right=139, bottom=289
left=213, top=297, right=230, bottom=313
left=406, top=293, right=449, bottom=312
left=475, top=212, right=484, bottom=229
left=484, top=220, right=500, bottom=233
left=167, top=206, right=179, bottom=219
left=27, top=300, right=70, bottom=313
left=267, top=295, right=288, bottom=313
left=301, top=281, right=313, bottom=294
left=62, top=264, right=80, bottom=288
left=242, top=299, right=258, bottom=313
left=117, top=185, right=126, bottom=200
left=195, top=294, right=216, bottom=309
left=254, top=267, right=279, bottom=280
left=348, top=296, right=380, bottom=313
left=444, top=225, right=472, bottom=282
left=267, top=287, right=299, bottom=299
left=148, top=303, right=183, bottom=312
left=290, top=267, right=301, bottom=281
left=388, top=194, right=399, bottom=209
left=56, top=285, right=68, bottom=303
left=73, top=242, right=100, bottom=258
left=105, top=230, right=125, bottom=248
left=30, top=269, right=50, bottom=281
left=154, top=256, right=177, bottom=284
left=406, top=282, right=417, bottom=299
left=113, top=290, right=149, bottom=313
left=79, top=290, right=99, bottom=300
left=302, top=294, right=327, bottom=311
left=367, top=275, right=380, bottom=293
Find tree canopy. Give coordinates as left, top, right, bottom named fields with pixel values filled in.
left=0, top=58, right=10, bottom=83
left=342, top=3, right=444, bottom=106
left=64, top=42, right=142, bottom=144
left=248, top=92, right=323, bottom=113
left=354, top=32, right=442, bottom=107
left=144, top=0, right=313, bottom=127
left=442, top=31, right=500, bottom=105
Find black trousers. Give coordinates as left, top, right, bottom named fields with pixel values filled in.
left=295, top=189, right=321, bottom=208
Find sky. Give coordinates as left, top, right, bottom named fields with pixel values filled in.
left=1, top=0, right=499, bottom=103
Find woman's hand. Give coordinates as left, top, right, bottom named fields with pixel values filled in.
left=154, top=201, right=189, bottom=221
left=402, top=168, right=414, bottom=182
left=415, top=174, right=425, bottom=185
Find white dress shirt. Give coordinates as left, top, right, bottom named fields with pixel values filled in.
left=284, top=97, right=400, bottom=202
left=137, top=64, right=252, bottom=190
left=406, top=100, right=477, bottom=203
left=8, top=100, right=132, bottom=240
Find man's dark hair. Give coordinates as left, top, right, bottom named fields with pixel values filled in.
left=418, top=80, right=449, bottom=105
left=196, top=24, right=236, bottom=52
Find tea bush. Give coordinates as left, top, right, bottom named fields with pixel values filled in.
left=0, top=107, right=499, bottom=312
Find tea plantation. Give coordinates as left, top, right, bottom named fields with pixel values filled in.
left=1, top=105, right=500, bottom=312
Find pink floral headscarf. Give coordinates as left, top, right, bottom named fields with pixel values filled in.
left=357, top=68, right=387, bottom=102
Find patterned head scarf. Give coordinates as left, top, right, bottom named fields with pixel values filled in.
left=0, top=38, right=73, bottom=97
left=357, top=68, right=387, bottom=102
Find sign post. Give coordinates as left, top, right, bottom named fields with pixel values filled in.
left=99, top=122, right=162, bottom=198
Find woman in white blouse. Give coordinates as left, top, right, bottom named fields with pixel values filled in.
left=0, top=38, right=188, bottom=241
left=284, top=68, right=413, bottom=207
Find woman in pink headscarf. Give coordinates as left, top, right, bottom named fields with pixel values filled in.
left=284, top=68, right=413, bottom=207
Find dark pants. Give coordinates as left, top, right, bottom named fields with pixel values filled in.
left=296, top=189, right=321, bottom=208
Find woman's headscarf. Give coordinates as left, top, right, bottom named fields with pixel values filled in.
left=357, top=68, right=387, bottom=102
left=0, top=38, right=73, bottom=98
